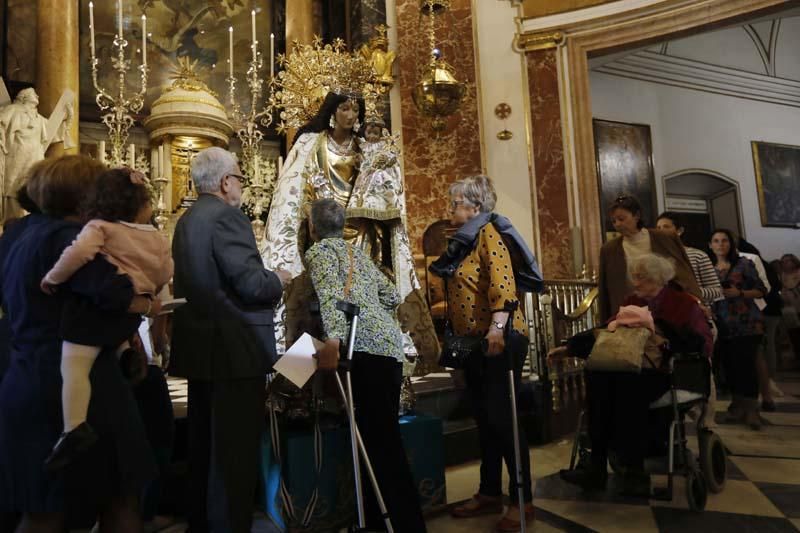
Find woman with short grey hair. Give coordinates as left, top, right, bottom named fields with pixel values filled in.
left=629, top=254, right=676, bottom=288
left=448, top=175, right=497, bottom=213
left=307, top=198, right=427, bottom=532
left=434, top=174, right=540, bottom=531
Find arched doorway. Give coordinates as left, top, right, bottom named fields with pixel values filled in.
left=662, top=169, right=745, bottom=250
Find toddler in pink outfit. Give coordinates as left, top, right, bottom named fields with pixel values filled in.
left=41, top=167, right=173, bottom=461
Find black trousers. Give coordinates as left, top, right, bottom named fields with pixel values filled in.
left=464, top=346, right=533, bottom=504
left=586, top=370, right=671, bottom=470
left=719, top=335, right=761, bottom=399
left=350, top=352, right=427, bottom=533
left=186, top=377, right=265, bottom=533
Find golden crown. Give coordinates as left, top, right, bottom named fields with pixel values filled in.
left=267, top=37, right=377, bottom=133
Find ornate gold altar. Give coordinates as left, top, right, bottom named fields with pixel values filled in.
left=143, top=59, right=233, bottom=215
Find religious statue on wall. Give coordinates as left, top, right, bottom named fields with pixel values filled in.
left=263, top=38, right=440, bottom=374
left=0, top=86, right=74, bottom=221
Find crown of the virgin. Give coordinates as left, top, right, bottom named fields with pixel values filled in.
left=267, top=37, right=375, bottom=133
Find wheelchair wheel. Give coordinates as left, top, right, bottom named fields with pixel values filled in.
left=686, top=467, right=708, bottom=511
left=699, top=430, right=726, bottom=494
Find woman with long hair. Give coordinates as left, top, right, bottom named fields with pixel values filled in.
left=709, top=229, right=766, bottom=430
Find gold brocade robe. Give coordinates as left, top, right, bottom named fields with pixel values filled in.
left=264, top=132, right=439, bottom=373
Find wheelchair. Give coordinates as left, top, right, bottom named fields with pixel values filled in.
left=566, top=351, right=727, bottom=511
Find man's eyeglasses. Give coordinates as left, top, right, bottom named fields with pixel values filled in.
left=226, top=173, right=248, bottom=184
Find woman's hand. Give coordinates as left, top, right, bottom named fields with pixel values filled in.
left=315, top=338, right=340, bottom=371
left=547, top=346, right=569, bottom=362
left=485, top=328, right=505, bottom=356
left=722, top=286, right=742, bottom=299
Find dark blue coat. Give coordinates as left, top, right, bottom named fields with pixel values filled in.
left=0, top=214, right=157, bottom=514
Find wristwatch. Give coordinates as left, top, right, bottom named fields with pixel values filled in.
left=492, top=321, right=505, bottom=330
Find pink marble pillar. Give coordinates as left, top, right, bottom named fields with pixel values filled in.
left=395, top=0, right=483, bottom=254
left=527, top=49, right=574, bottom=279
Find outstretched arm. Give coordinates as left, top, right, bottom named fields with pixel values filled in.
left=42, top=222, right=105, bottom=293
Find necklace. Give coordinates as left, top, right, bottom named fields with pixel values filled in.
left=328, top=133, right=354, bottom=155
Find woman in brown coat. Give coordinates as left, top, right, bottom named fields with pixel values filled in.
left=598, top=195, right=701, bottom=322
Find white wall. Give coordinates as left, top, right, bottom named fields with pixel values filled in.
left=473, top=0, right=535, bottom=250
left=590, top=71, right=800, bottom=260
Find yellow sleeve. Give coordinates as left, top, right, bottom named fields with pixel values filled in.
left=478, top=223, right=518, bottom=311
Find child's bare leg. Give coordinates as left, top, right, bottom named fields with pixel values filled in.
left=61, top=341, right=101, bottom=432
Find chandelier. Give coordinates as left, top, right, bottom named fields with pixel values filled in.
left=412, top=0, right=466, bottom=132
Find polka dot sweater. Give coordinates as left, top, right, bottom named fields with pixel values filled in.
left=446, top=223, right=526, bottom=336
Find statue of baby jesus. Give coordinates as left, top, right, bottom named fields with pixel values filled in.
left=348, top=120, right=402, bottom=216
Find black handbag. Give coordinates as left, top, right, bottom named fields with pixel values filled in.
left=438, top=279, right=486, bottom=368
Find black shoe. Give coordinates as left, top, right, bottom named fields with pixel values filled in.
left=560, top=465, right=608, bottom=491
left=762, top=400, right=777, bottom=412
left=44, top=422, right=98, bottom=472
left=618, top=470, right=650, bottom=498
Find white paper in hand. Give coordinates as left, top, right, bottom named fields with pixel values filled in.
left=273, top=333, right=324, bottom=388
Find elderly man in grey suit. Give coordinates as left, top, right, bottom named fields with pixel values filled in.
left=170, top=147, right=290, bottom=533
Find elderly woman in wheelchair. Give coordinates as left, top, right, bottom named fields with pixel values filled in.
left=550, top=254, right=723, bottom=507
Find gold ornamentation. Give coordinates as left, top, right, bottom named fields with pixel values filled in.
left=151, top=95, right=226, bottom=112
left=165, top=56, right=218, bottom=97
left=267, top=37, right=377, bottom=133
left=517, top=31, right=566, bottom=51
left=358, top=25, right=397, bottom=88
left=494, top=103, right=513, bottom=141
left=413, top=0, right=466, bottom=132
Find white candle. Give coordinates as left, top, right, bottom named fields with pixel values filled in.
left=117, top=0, right=123, bottom=38
left=89, top=2, right=96, bottom=60
left=128, top=144, right=135, bottom=168
left=277, top=156, right=283, bottom=176
left=270, top=33, right=275, bottom=79
left=141, top=15, right=147, bottom=67
left=251, top=10, right=257, bottom=63
left=98, top=140, right=106, bottom=164
left=229, top=26, right=234, bottom=78
left=158, top=145, right=164, bottom=177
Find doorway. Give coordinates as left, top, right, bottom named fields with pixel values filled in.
left=663, top=170, right=745, bottom=250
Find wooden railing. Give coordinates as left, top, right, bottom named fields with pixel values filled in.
left=523, top=272, right=599, bottom=412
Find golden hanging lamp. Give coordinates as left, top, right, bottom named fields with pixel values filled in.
left=412, top=0, right=466, bottom=132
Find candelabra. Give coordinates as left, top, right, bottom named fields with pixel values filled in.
left=227, top=13, right=277, bottom=237
left=88, top=1, right=148, bottom=167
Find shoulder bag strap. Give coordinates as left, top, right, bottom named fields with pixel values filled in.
left=343, top=244, right=355, bottom=299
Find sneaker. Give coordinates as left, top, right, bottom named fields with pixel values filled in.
left=44, top=422, right=98, bottom=471
left=769, top=379, right=784, bottom=398
left=559, top=465, right=608, bottom=491
left=619, top=470, right=651, bottom=498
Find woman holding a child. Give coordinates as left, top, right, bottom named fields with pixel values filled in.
left=0, top=155, right=158, bottom=532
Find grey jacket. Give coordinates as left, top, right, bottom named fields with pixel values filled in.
left=169, top=194, right=283, bottom=380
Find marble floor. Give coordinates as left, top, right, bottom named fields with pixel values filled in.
left=426, top=371, right=800, bottom=533
left=149, top=371, right=800, bottom=532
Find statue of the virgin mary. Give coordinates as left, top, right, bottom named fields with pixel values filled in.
left=263, top=89, right=439, bottom=371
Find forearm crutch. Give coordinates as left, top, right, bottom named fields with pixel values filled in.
left=504, top=301, right=526, bottom=532
left=335, top=300, right=394, bottom=533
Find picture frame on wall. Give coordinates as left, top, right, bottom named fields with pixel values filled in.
left=592, top=119, right=658, bottom=240
left=751, top=141, right=800, bottom=228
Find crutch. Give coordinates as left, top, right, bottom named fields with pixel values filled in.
left=504, top=301, right=527, bottom=532
left=335, top=300, right=394, bottom=533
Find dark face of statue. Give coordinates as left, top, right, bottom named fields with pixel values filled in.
left=333, top=100, right=359, bottom=131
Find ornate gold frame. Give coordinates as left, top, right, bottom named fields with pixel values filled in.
left=518, top=0, right=792, bottom=267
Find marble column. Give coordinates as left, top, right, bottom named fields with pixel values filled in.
left=350, top=0, right=387, bottom=48
left=396, top=0, right=483, bottom=253
left=286, top=0, right=316, bottom=55
left=526, top=48, right=573, bottom=279
left=36, top=0, right=79, bottom=157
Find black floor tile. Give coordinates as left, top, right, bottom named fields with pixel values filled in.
left=652, top=507, right=798, bottom=532
left=756, top=482, right=800, bottom=519
left=534, top=473, right=651, bottom=506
